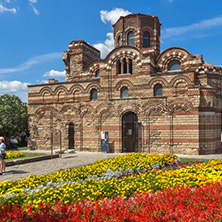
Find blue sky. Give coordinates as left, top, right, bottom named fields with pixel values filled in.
left=0, top=0, right=222, bottom=102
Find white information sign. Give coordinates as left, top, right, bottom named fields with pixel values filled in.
left=101, top=131, right=105, bottom=139
left=128, top=129, right=132, bottom=135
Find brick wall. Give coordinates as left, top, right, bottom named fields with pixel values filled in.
left=28, top=13, right=222, bottom=155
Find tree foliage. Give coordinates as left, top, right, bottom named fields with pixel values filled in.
left=0, top=94, right=28, bottom=139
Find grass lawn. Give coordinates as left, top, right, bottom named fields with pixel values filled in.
left=17, top=146, right=28, bottom=150
left=180, top=158, right=209, bottom=162
left=6, top=152, right=46, bottom=161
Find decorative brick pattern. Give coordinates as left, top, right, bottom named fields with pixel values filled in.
left=28, top=13, right=222, bottom=155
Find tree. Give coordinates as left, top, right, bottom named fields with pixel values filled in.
left=0, top=94, right=28, bottom=142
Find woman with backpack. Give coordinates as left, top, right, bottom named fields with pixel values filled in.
left=0, top=137, right=6, bottom=175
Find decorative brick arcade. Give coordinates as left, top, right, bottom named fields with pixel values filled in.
left=28, top=13, right=222, bottom=155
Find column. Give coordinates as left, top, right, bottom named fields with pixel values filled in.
left=121, top=58, right=124, bottom=74
left=126, top=59, right=130, bottom=73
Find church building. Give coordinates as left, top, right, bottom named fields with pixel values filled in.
left=28, top=13, right=222, bottom=155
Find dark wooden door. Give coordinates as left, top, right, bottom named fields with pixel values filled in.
left=126, top=122, right=134, bottom=152
left=122, top=112, right=138, bottom=152
left=68, top=122, right=74, bottom=149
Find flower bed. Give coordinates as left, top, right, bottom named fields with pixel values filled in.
left=1, top=182, right=222, bottom=221
left=0, top=153, right=178, bottom=195
left=5, top=151, right=25, bottom=159
left=2, top=158, right=222, bottom=207
left=1, top=152, right=221, bottom=221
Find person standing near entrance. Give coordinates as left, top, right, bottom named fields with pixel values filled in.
left=0, top=137, right=6, bottom=175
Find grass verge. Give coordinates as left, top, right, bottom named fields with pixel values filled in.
left=180, top=158, right=209, bottom=162
left=17, top=147, right=28, bottom=150
left=5, top=152, right=46, bottom=161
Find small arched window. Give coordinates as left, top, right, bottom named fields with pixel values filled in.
left=117, top=35, right=121, bottom=46
left=168, top=60, right=181, bottom=71
left=116, top=59, right=133, bottom=75
left=154, top=84, right=162, bottom=96
left=143, top=32, right=150, bottom=48
left=95, top=70, right=100, bottom=78
left=121, top=87, right=128, bottom=98
left=127, top=31, right=134, bottom=46
left=90, top=88, right=97, bottom=100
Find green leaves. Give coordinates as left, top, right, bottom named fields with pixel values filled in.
left=0, top=94, right=28, bottom=139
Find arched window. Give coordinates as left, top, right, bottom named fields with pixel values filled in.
left=143, top=32, right=150, bottom=48
left=127, top=31, right=134, bottom=46
left=90, top=88, right=97, bottom=100
left=95, top=70, right=100, bottom=78
left=121, top=87, right=128, bottom=98
left=154, top=84, right=162, bottom=96
left=116, top=59, right=133, bottom=75
left=117, top=35, right=121, bottom=46
left=168, top=60, right=181, bottom=71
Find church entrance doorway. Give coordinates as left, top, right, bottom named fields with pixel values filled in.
left=122, top=112, right=139, bottom=152
left=68, top=122, right=74, bottom=149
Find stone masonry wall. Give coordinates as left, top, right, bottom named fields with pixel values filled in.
left=28, top=13, right=222, bottom=155
left=28, top=95, right=201, bottom=155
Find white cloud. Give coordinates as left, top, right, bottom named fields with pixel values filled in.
left=30, top=4, right=39, bottom=15
left=100, top=8, right=131, bottom=24
left=0, top=4, right=16, bottom=13
left=43, top=70, right=66, bottom=77
left=29, top=0, right=39, bottom=15
left=162, top=15, right=222, bottom=40
left=0, top=80, right=31, bottom=102
left=0, top=81, right=29, bottom=93
left=36, top=80, right=48, bottom=84
left=93, top=8, right=131, bottom=58
left=93, top=33, right=114, bottom=59
left=5, top=0, right=11, bottom=3
left=0, top=52, right=62, bottom=74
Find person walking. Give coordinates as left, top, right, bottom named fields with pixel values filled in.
left=0, top=137, right=6, bottom=175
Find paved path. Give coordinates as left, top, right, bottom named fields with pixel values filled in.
left=1, top=151, right=222, bottom=182
left=0, top=152, right=120, bottom=182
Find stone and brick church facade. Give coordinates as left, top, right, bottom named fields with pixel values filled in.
left=28, top=13, right=222, bottom=155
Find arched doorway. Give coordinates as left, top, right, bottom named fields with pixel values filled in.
left=68, top=122, right=74, bottom=149
left=122, top=112, right=138, bottom=152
